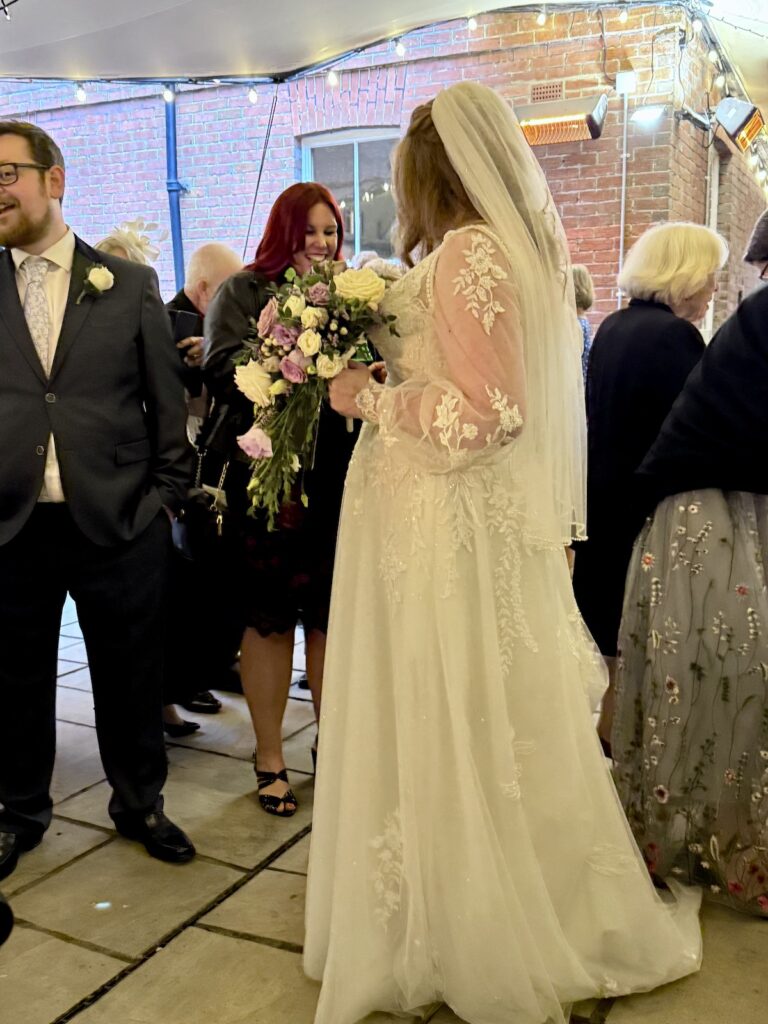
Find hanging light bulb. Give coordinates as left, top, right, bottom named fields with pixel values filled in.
left=618, top=5, right=629, bottom=25
left=714, top=73, right=726, bottom=90
left=75, top=83, right=87, bottom=103
left=162, top=85, right=175, bottom=103
left=757, top=167, right=767, bottom=184
left=1, top=2, right=11, bottom=22
left=383, top=182, right=390, bottom=192
left=467, top=16, right=478, bottom=31
left=394, top=39, right=406, bottom=57
left=748, top=152, right=760, bottom=169
left=536, top=10, right=547, bottom=27
left=327, top=69, right=339, bottom=87
left=247, top=86, right=258, bottom=103
left=691, top=17, right=703, bottom=35
left=708, top=49, right=719, bottom=64
left=339, top=200, right=347, bottom=210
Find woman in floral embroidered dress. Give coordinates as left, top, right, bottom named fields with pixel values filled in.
left=612, top=214, right=768, bottom=917
left=302, top=82, right=702, bottom=1024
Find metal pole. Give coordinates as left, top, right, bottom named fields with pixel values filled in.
left=617, top=90, right=629, bottom=309
left=164, top=84, right=185, bottom=291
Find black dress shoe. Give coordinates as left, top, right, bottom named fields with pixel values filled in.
left=0, top=830, right=42, bottom=881
left=163, top=719, right=201, bottom=738
left=180, top=690, right=222, bottom=714
left=114, top=812, right=196, bottom=864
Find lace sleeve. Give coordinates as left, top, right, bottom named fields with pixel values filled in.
left=357, top=229, right=526, bottom=472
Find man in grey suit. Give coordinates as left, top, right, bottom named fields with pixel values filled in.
left=0, top=121, right=196, bottom=879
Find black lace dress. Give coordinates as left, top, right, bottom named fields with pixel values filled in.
left=203, top=270, right=359, bottom=636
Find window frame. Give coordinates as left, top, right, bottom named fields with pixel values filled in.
left=301, top=128, right=400, bottom=257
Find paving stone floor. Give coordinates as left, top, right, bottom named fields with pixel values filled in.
left=1, top=596, right=766, bottom=1023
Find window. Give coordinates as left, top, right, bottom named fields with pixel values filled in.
left=302, top=130, right=399, bottom=259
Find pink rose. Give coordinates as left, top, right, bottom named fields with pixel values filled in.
left=237, top=425, right=273, bottom=460
left=307, top=282, right=330, bottom=305
left=757, top=895, right=768, bottom=912
left=280, top=356, right=307, bottom=384
left=256, top=298, right=279, bottom=338
left=286, top=349, right=310, bottom=369
left=727, top=880, right=744, bottom=894
left=271, top=323, right=299, bottom=349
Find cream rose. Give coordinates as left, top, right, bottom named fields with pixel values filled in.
left=300, top=305, right=329, bottom=330
left=316, top=353, right=345, bottom=379
left=284, top=294, right=306, bottom=317
left=87, top=265, right=115, bottom=292
left=297, top=329, right=322, bottom=357
left=333, top=267, right=386, bottom=307
left=234, top=361, right=273, bottom=407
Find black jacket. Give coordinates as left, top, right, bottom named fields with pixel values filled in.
left=638, top=285, right=768, bottom=503
left=165, top=287, right=204, bottom=397
left=0, top=237, right=192, bottom=546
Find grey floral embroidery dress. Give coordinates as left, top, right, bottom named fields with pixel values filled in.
left=613, top=488, right=768, bottom=916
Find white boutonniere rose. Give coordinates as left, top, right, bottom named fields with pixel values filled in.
left=76, top=263, right=115, bottom=305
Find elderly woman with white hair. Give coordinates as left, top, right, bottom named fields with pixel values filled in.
left=572, top=222, right=728, bottom=754
left=611, top=210, right=768, bottom=914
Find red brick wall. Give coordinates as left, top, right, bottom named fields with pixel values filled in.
left=0, top=5, right=764, bottom=327
left=714, top=150, right=766, bottom=324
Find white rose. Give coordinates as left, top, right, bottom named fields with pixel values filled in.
left=234, top=361, right=273, bottom=407
left=300, top=305, right=329, bottom=330
left=333, top=267, right=386, bottom=306
left=284, top=294, right=306, bottom=317
left=297, top=329, right=322, bottom=357
left=269, top=379, right=290, bottom=397
left=316, top=353, right=345, bottom=379
left=88, top=265, right=115, bottom=292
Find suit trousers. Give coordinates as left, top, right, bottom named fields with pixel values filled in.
left=0, top=505, right=171, bottom=840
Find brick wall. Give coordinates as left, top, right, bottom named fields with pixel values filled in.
left=714, top=149, right=766, bottom=324
left=0, top=4, right=764, bottom=327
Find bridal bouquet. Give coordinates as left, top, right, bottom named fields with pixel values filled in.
left=234, top=261, right=397, bottom=529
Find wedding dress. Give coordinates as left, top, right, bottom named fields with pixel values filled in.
left=303, top=83, right=702, bottom=1024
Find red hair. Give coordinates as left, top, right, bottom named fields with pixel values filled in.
left=246, top=182, right=344, bottom=280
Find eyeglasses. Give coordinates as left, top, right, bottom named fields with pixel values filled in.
left=0, top=162, right=51, bottom=186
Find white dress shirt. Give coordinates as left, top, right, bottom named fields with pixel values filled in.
left=12, top=228, right=76, bottom=503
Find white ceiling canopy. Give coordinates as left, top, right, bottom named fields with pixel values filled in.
left=0, top=2, right=763, bottom=115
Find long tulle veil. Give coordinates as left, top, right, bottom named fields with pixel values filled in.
left=432, top=82, right=587, bottom=544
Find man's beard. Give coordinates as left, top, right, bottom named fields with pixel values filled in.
left=0, top=203, right=53, bottom=249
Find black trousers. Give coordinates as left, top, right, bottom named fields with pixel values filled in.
left=0, top=505, right=171, bottom=841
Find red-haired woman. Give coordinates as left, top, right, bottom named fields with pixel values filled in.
left=203, top=183, right=354, bottom=817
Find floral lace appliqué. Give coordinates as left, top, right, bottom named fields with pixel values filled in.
left=370, top=811, right=404, bottom=929
left=453, top=232, right=508, bottom=336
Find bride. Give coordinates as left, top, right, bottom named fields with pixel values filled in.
left=303, top=81, right=702, bottom=1024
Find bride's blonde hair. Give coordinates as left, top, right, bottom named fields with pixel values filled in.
left=393, top=102, right=480, bottom=266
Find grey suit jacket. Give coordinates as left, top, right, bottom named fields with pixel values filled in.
left=0, top=236, right=193, bottom=546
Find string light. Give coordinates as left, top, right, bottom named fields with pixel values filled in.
left=75, top=83, right=87, bottom=103
left=383, top=182, right=390, bottom=192
left=714, top=73, right=726, bottom=90
left=691, top=17, right=703, bottom=35
left=1, top=2, right=11, bottom=22
left=467, top=16, right=478, bottom=31
left=618, top=4, right=628, bottom=25
left=748, top=152, right=760, bottom=169
left=162, top=85, right=175, bottom=103
left=394, top=39, right=406, bottom=57
left=248, top=86, right=258, bottom=103
left=536, top=10, right=547, bottom=27
left=708, top=49, right=720, bottom=64
left=327, top=69, right=339, bottom=87
left=758, top=167, right=767, bottom=184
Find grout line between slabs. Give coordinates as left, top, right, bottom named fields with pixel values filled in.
left=14, top=918, right=134, bottom=964
left=194, top=921, right=303, bottom=955
left=6, top=835, right=116, bottom=898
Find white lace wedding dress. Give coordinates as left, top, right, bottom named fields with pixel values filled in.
left=303, top=225, right=702, bottom=1024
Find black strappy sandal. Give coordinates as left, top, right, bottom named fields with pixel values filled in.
left=254, top=761, right=298, bottom=817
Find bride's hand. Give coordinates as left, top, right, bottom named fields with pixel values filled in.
left=329, top=364, right=373, bottom=418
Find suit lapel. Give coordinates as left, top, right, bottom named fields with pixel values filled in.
left=0, top=248, right=48, bottom=384
left=49, top=242, right=96, bottom=381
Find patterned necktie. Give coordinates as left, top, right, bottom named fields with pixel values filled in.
left=21, top=255, right=51, bottom=374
